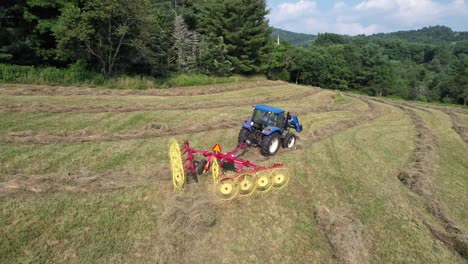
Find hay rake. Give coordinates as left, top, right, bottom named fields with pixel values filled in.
left=169, top=138, right=290, bottom=201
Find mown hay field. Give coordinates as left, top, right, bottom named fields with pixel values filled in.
left=0, top=81, right=467, bottom=263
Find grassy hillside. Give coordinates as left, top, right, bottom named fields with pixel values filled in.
left=0, top=81, right=467, bottom=263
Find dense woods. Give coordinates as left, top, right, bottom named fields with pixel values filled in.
left=270, top=26, right=468, bottom=105
left=0, top=1, right=467, bottom=105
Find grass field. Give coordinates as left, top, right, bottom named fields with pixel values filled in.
left=0, top=81, right=467, bottom=263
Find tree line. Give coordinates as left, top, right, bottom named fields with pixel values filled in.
left=270, top=31, right=468, bottom=105
left=1, top=1, right=467, bottom=105
left=0, top=0, right=271, bottom=77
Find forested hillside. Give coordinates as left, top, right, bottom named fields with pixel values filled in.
left=271, top=27, right=315, bottom=47
left=0, top=1, right=467, bottom=105
left=271, top=28, right=468, bottom=105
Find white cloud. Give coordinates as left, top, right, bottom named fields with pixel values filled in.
left=334, top=23, right=383, bottom=35
left=356, top=0, right=396, bottom=11
left=270, top=0, right=317, bottom=24
left=268, top=0, right=468, bottom=35
left=333, top=2, right=347, bottom=10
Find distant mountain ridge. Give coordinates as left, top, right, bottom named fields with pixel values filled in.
left=271, top=27, right=316, bottom=47
left=271, top=25, right=468, bottom=46
left=366, top=26, right=468, bottom=45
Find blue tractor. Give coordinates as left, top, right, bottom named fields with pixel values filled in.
left=238, top=104, right=303, bottom=156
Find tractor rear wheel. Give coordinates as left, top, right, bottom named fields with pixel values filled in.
left=260, top=133, right=281, bottom=156
left=238, top=128, right=250, bottom=145
left=282, top=133, right=296, bottom=149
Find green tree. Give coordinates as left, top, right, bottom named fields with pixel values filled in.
left=195, top=0, right=271, bottom=74
left=55, top=0, right=157, bottom=75
left=172, top=15, right=199, bottom=73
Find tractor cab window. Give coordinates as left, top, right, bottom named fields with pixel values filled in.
left=275, top=113, right=284, bottom=128
left=252, top=109, right=270, bottom=126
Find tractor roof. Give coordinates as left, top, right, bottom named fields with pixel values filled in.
left=254, top=104, right=285, bottom=114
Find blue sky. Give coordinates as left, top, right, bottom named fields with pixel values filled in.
left=267, top=0, right=468, bottom=35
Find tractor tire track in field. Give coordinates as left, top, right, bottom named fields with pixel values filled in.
left=0, top=88, right=321, bottom=113
left=0, top=80, right=287, bottom=97
left=370, top=97, right=468, bottom=259
left=0, top=167, right=171, bottom=197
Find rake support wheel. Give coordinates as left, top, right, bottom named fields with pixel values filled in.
left=238, top=173, right=256, bottom=197
left=214, top=178, right=239, bottom=201
left=169, top=138, right=185, bottom=191
left=270, top=168, right=290, bottom=189
left=254, top=170, right=273, bottom=193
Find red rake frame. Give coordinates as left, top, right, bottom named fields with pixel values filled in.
left=180, top=140, right=284, bottom=181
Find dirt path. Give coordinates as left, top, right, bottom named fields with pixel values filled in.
left=0, top=88, right=321, bottom=113
left=0, top=80, right=287, bottom=97
left=369, top=97, right=467, bottom=259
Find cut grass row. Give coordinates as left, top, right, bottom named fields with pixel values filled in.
left=1, top=82, right=466, bottom=263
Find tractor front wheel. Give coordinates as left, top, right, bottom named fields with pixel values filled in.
left=260, top=133, right=281, bottom=156
left=282, top=133, right=296, bottom=149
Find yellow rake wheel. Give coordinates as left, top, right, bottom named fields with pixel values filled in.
left=254, top=170, right=273, bottom=193
left=211, top=158, right=220, bottom=184
left=237, top=173, right=256, bottom=197
left=169, top=138, right=185, bottom=191
left=270, top=168, right=290, bottom=190
left=214, top=178, right=239, bottom=201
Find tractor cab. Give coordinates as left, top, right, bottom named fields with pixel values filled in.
left=250, top=105, right=285, bottom=131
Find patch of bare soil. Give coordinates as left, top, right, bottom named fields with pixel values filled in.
left=0, top=119, right=240, bottom=144
left=139, top=192, right=216, bottom=263
left=0, top=80, right=287, bottom=97
left=0, top=167, right=171, bottom=197
left=369, top=97, right=467, bottom=259
left=0, top=88, right=321, bottom=113
left=316, top=206, right=371, bottom=264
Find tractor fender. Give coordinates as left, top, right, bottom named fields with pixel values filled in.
left=291, top=116, right=302, bottom=132
left=262, top=126, right=282, bottom=136
left=242, top=119, right=254, bottom=132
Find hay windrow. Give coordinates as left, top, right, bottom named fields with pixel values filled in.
left=0, top=119, right=240, bottom=144
left=370, top=97, right=467, bottom=259
left=0, top=167, right=171, bottom=197
left=0, top=92, right=349, bottom=145
left=303, top=95, right=383, bottom=144
left=440, top=109, right=467, bottom=144
left=399, top=102, right=467, bottom=144
left=316, top=206, right=371, bottom=264
left=0, top=88, right=321, bottom=113
left=0, top=80, right=286, bottom=97
left=151, top=192, right=216, bottom=264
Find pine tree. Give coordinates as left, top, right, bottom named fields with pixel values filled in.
left=172, top=15, right=199, bottom=73
left=195, top=0, right=271, bottom=74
